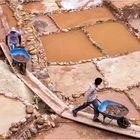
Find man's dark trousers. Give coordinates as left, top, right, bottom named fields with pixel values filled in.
left=73, top=99, right=99, bottom=119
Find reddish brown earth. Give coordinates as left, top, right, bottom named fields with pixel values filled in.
left=34, top=122, right=131, bottom=140
left=13, top=54, right=28, bottom=62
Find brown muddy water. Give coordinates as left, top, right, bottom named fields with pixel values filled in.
left=51, top=7, right=115, bottom=29
left=1, top=4, right=17, bottom=28
left=23, top=1, right=47, bottom=13
left=41, top=30, right=103, bottom=62
left=86, top=22, right=140, bottom=55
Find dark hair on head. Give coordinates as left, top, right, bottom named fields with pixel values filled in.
left=95, top=77, right=102, bottom=85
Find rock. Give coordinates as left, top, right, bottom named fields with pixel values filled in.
left=25, top=130, right=32, bottom=139
left=36, top=117, right=45, bottom=125
left=37, top=124, right=44, bottom=129
left=20, top=118, right=27, bottom=124
left=72, top=94, right=81, bottom=98
left=42, top=78, right=50, bottom=84
left=50, top=114, right=57, bottom=121
left=26, top=105, right=34, bottom=114
left=36, top=71, right=49, bottom=79
left=11, top=122, right=19, bottom=128
left=50, top=121, right=55, bottom=128
left=29, top=127, right=38, bottom=135
left=10, top=127, right=19, bottom=133
left=61, top=29, right=69, bottom=32
left=29, top=49, right=37, bottom=55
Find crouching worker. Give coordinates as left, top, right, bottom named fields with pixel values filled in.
left=6, top=27, right=21, bottom=50
left=72, top=77, right=102, bottom=122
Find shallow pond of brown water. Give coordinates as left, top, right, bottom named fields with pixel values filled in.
left=41, top=30, right=103, bottom=62
left=1, top=4, right=17, bottom=28
left=86, top=22, right=140, bottom=55
left=23, top=1, right=47, bottom=13
left=51, top=7, right=115, bottom=29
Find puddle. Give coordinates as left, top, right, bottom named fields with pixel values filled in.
left=1, top=4, right=17, bottom=28
left=86, top=22, right=140, bottom=55
left=126, top=87, right=140, bottom=108
left=22, top=0, right=59, bottom=13
left=0, top=96, right=25, bottom=135
left=35, top=122, right=130, bottom=139
left=41, top=30, right=102, bottom=62
left=109, top=0, right=140, bottom=9
left=51, top=7, right=115, bottom=29
left=96, top=51, right=140, bottom=90
left=48, top=63, right=103, bottom=97
left=31, top=15, right=59, bottom=34
left=129, top=19, right=140, bottom=35
left=98, top=90, right=140, bottom=119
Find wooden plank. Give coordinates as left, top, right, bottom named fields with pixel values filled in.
left=61, top=110, right=140, bottom=138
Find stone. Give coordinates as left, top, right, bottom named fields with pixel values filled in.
left=36, top=117, right=45, bottom=125
left=29, top=49, right=37, bottom=55
left=50, top=121, right=55, bottom=128
left=50, top=114, right=57, bottom=121
left=10, top=127, right=19, bottom=133
left=26, top=105, right=34, bottom=114
left=29, top=127, right=38, bottom=135
left=42, top=78, right=50, bottom=84
left=25, top=130, right=32, bottom=139
left=72, top=94, right=81, bottom=98
left=36, top=71, right=49, bottom=79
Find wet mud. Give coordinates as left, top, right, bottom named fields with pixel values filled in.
left=41, top=30, right=102, bottom=62
left=31, top=16, right=59, bottom=34
left=51, top=7, right=115, bottom=29
left=23, top=1, right=47, bottom=13
left=86, top=22, right=140, bottom=55
left=13, top=54, right=28, bottom=62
